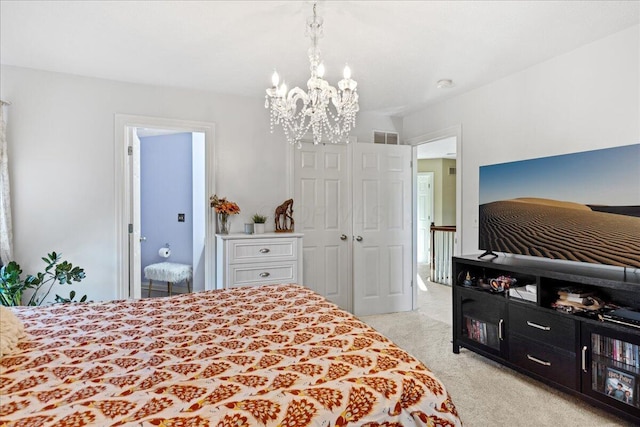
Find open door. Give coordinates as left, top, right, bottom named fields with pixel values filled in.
left=417, top=172, right=434, bottom=263
left=128, top=128, right=142, bottom=299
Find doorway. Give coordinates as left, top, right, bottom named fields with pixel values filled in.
left=115, top=115, right=216, bottom=299
left=414, top=136, right=457, bottom=286
left=137, top=129, right=205, bottom=297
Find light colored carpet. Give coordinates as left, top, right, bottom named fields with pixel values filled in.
left=359, top=281, right=631, bottom=427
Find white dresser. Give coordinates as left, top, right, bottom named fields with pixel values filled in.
left=216, top=233, right=303, bottom=288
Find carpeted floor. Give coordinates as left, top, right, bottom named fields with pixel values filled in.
left=359, top=280, right=632, bottom=427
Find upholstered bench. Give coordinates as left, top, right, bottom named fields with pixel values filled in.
left=144, top=262, right=192, bottom=297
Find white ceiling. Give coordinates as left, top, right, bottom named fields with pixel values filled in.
left=1, top=1, right=638, bottom=116
left=417, top=137, right=457, bottom=159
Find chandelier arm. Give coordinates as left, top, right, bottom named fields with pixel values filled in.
left=287, top=87, right=310, bottom=105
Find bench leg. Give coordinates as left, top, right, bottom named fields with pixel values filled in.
left=168, top=281, right=172, bottom=296
left=148, top=279, right=153, bottom=298
left=187, top=279, right=191, bottom=293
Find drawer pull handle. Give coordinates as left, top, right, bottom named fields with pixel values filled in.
left=259, top=272, right=271, bottom=278
left=526, top=321, right=551, bottom=331
left=498, top=319, right=504, bottom=341
left=582, top=346, right=588, bottom=372
left=527, top=354, right=551, bottom=366
left=259, top=248, right=270, bottom=254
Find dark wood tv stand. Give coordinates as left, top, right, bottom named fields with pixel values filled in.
left=452, top=255, right=640, bottom=424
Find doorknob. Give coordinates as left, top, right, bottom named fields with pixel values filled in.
left=140, top=236, right=147, bottom=242
left=340, top=234, right=348, bottom=241
left=355, top=236, right=363, bottom=242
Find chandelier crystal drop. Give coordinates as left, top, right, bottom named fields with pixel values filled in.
left=265, top=3, right=359, bottom=146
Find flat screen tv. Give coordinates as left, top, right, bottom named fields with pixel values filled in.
left=479, top=143, right=640, bottom=269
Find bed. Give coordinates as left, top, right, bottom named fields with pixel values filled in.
left=1, top=284, right=462, bottom=427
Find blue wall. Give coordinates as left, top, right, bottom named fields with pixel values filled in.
left=140, top=133, right=193, bottom=281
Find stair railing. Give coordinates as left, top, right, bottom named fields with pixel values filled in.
left=430, top=222, right=456, bottom=285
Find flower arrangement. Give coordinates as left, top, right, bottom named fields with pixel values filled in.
left=210, top=195, right=240, bottom=234
left=210, top=195, right=241, bottom=215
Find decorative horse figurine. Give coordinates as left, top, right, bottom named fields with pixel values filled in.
left=274, top=199, right=294, bottom=232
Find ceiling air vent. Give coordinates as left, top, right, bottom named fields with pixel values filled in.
left=374, top=131, right=399, bottom=145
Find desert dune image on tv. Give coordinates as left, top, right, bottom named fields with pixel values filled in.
left=479, top=143, right=640, bottom=269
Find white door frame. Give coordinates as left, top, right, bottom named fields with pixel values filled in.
left=407, top=125, right=462, bottom=306
left=115, top=114, right=216, bottom=299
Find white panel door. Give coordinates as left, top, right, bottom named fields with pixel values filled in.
left=417, top=172, right=434, bottom=263
left=294, top=143, right=352, bottom=311
left=352, top=143, right=413, bottom=316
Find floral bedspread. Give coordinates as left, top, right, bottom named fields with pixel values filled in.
left=0, top=284, right=461, bottom=427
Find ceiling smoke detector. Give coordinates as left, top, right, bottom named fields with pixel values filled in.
left=437, top=79, right=454, bottom=89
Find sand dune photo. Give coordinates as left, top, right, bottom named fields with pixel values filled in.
left=479, top=198, right=640, bottom=268
left=479, top=144, right=640, bottom=269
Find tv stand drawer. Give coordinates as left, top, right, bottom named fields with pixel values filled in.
left=510, top=305, right=576, bottom=352
left=509, top=335, right=578, bottom=390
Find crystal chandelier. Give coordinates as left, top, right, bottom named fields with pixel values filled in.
left=265, top=3, right=359, bottom=146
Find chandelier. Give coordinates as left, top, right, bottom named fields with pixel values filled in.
left=265, top=3, right=359, bottom=146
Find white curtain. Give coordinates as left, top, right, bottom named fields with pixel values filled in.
left=0, top=101, right=13, bottom=264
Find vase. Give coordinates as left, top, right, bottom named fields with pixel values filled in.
left=218, top=213, right=231, bottom=234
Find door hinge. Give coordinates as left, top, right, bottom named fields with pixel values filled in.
left=128, top=223, right=133, bottom=233
left=410, top=160, right=413, bottom=168
left=128, top=146, right=133, bottom=155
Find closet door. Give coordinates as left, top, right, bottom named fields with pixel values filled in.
left=294, top=143, right=352, bottom=311
left=352, top=143, right=413, bottom=316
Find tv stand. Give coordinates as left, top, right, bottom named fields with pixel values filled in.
left=453, top=255, right=640, bottom=425
left=477, top=250, right=498, bottom=260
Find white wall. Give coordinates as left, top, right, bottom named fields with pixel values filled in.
left=5, top=24, right=636, bottom=301
left=0, top=66, right=292, bottom=302
left=0, top=65, right=393, bottom=302
left=352, top=112, right=402, bottom=143
left=403, top=25, right=640, bottom=256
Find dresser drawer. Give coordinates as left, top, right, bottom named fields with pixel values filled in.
left=216, top=233, right=303, bottom=289
left=509, top=335, right=578, bottom=390
left=509, top=304, right=576, bottom=352
left=228, top=238, right=297, bottom=263
left=228, top=262, right=297, bottom=287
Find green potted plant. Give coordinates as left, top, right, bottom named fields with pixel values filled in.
left=252, top=213, right=267, bottom=234
left=0, top=252, right=86, bottom=306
